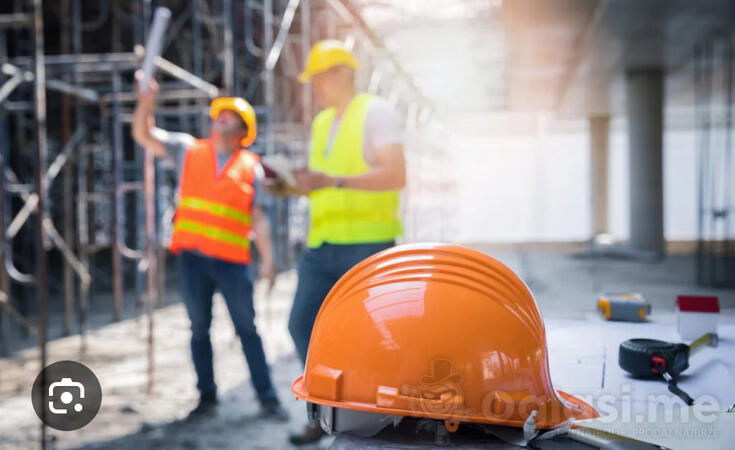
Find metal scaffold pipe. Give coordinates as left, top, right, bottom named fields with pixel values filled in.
left=300, top=0, right=312, bottom=125
left=32, top=1, right=48, bottom=447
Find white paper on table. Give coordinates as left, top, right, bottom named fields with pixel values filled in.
left=578, top=403, right=735, bottom=450
left=545, top=317, right=735, bottom=415
left=545, top=316, right=735, bottom=449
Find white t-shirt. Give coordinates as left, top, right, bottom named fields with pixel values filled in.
left=322, top=97, right=403, bottom=165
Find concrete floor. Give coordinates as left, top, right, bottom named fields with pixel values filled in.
left=0, top=250, right=732, bottom=449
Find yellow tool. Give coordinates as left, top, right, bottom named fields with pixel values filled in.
left=597, top=292, right=651, bottom=322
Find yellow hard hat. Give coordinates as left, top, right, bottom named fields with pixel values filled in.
left=298, top=40, right=359, bottom=83
left=209, top=97, right=257, bottom=147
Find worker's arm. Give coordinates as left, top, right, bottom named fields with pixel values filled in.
left=131, top=72, right=166, bottom=157
left=251, top=165, right=276, bottom=293
left=341, top=143, right=406, bottom=190
left=251, top=206, right=276, bottom=294
left=295, top=98, right=405, bottom=193
left=294, top=143, right=406, bottom=193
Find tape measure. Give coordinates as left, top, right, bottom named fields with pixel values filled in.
left=618, top=333, right=717, bottom=405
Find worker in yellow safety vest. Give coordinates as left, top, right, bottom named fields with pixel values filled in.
left=131, top=73, right=288, bottom=422
left=285, top=40, right=406, bottom=445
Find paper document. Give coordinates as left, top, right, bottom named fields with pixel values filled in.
left=261, top=154, right=297, bottom=187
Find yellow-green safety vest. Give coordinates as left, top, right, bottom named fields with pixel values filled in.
left=307, top=93, right=402, bottom=248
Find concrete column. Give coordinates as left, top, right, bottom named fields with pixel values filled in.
left=625, top=68, right=664, bottom=256
left=589, top=116, right=610, bottom=236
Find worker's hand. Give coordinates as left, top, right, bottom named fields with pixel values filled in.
left=263, top=178, right=301, bottom=197
left=259, top=258, right=276, bottom=296
left=134, top=70, right=159, bottom=108
left=294, top=169, right=334, bottom=194
left=263, top=178, right=289, bottom=197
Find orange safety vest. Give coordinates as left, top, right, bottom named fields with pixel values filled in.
left=169, top=139, right=258, bottom=264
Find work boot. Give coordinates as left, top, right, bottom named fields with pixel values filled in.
left=185, top=392, right=218, bottom=420
left=259, top=397, right=290, bottom=422
left=289, top=424, right=326, bottom=446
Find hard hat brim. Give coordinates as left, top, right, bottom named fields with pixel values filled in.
left=292, top=376, right=599, bottom=429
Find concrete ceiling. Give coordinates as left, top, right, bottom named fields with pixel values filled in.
left=356, top=0, right=735, bottom=120
left=503, top=0, right=735, bottom=118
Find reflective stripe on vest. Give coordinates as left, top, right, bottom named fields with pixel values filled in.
left=169, top=139, right=257, bottom=264
left=173, top=219, right=250, bottom=249
left=307, top=93, right=402, bottom=248
left=179, top=197, right=251, bottom=226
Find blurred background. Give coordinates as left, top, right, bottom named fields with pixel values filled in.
left=0, top=1, right=734, bottom=449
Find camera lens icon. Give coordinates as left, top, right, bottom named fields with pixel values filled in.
left=32, top=361, right=101, bottom=431
left=49, top=377, right=85, bottom=414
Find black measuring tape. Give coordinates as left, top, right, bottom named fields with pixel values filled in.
left=618, top=333, right=717, bottom=405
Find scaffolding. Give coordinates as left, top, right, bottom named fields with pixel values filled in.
left=0, top=0, right=445, bottom=447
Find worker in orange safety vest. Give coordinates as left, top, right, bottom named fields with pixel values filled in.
left=132, top=73, right=288, bottom=421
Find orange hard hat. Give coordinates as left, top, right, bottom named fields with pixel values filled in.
left=292, top=243, right=599, bottom=430
left=209, top=97, right=257, bottom=147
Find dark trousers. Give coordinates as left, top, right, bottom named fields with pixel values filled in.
left=178, top=250, right=276, bottom=402
left=288, top=241, right=394, bottom=364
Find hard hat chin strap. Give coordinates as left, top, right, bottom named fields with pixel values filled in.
left=523, top=410, right=539, bottom=442
left=486, top=410, right=574, bottom=447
